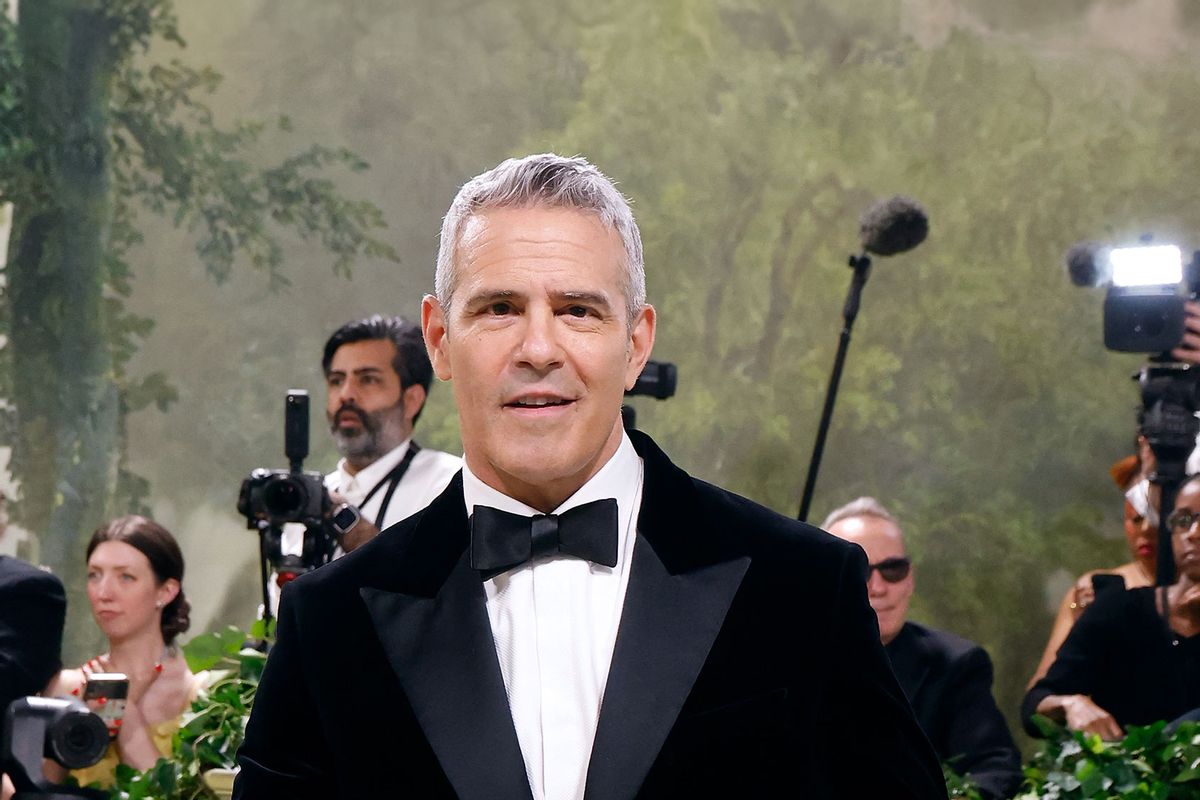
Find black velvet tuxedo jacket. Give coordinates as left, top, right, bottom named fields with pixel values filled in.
left=0, top=555, right=66, bottom=716
left=234, top=432, right=946, bottom=799
left=886, top=622, right=1021, bottom=800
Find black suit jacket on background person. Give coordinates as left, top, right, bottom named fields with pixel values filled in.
left=886, top=622, right=1022, bottom=800
left=0, top=555, right=67, bottom=714
left=234, top=431, right=947, bottom=799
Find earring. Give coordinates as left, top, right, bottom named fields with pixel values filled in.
left=155, top=601, right=164, bottom=609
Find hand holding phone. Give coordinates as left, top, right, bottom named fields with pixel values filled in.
left=82, top=672, right=130, bottom=738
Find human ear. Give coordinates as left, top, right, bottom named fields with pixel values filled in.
left=422, top=294, right=453, bottom=381
left=624, top=304, right=657, bottom=390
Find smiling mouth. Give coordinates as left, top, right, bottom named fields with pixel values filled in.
left=506, top=397, right=576, bottom=409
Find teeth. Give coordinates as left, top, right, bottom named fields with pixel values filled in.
left=515, top=397, right=565, bottom=407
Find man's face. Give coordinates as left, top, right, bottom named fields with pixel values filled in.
left=826, top=515, right=913, bottom=645
left=422, top=206, right=655, bottom=511
left=325, top=339, right=423, bottom=465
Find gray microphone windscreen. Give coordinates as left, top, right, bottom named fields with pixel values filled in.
left=859, top=196, right=929, bottom=256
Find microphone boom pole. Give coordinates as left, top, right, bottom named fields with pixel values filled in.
left=796, top=195, right=928, bottom=523
left=798, top=253, right=872, bottom=522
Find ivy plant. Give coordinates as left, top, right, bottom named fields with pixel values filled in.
left=1017, top=716, right=1200, bottom=799
left=106, top=622, right=269, bottom=800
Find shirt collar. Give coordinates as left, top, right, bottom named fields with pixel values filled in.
left=331, top=437, right=413, bottom=495
left=462, top=432, right=641, bottom=521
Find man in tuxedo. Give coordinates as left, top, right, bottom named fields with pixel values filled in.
left=0, top=491, right=67, bottom=716
left=824, top=497, right=1022, bottom=800
left=234, top=154, right=946, bottom=799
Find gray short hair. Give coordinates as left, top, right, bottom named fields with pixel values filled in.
left=435, top=153, right=646, bottom=328
left=822, top=496, right=901, bottom=532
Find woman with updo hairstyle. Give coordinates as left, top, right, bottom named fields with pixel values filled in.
left=46, top=516, right=206, bottom=787
left=1027, top=452, right=1158, bottom=687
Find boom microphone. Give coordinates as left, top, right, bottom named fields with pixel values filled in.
left=858, top=196, right=929, bottom=256
left=1065, top=240, right=1106, bottom=287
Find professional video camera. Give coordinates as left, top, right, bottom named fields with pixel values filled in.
left=622, top=360, right=677, bottom=431
left=1, top=697, right=108, bottom=799
left=238, top=390, right=334, bottom=623
left=1069, top=241, right=1200, bottom=588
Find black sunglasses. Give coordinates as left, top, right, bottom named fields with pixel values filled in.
left=867, top=556, right=911, bottom=583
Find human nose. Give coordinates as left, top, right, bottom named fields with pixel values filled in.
left=514, top=307, right=564, bottom=372
left=91, top=574, right=114, bottom=600
left=866, top=570, right=888, bottom=597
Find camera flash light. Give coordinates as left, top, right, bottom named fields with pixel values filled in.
left=1110, top=245, right=1183, bottom=288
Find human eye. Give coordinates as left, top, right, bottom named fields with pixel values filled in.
left=326, top=374, right=343, bottom=388
left=119, top=572, right=135, bottom=583
left=565, top=304, right=590, bottom=318
left=1170, top=510, right=1198, bottom=531
left=488, top=301, right=513, bottom=316
left=86, top=570, right=99, bottom=581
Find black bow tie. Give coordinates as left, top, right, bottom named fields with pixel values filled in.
left=469, top=498, right=619, bottom=580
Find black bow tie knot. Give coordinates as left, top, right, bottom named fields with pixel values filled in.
left=470, top=498, right=619, bottom=579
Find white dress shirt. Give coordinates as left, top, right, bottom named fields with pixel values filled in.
left=462, top=432, right=644, bottom=800
left=324, top=438, right=462, bottom=530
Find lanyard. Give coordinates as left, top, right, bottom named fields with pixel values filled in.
left=358, top=442, right=422, bottom=528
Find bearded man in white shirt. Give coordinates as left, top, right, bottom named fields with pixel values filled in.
left=272, top=317, right=460, bottom=603
left=320, top=315, right=462, bottom=552
left=235, top=154, right=946, bottom=799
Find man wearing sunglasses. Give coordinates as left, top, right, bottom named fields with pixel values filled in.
left=825, top=497, right=1022, bottom=800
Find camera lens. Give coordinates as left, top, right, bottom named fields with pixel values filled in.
left=47, top=708, right=108, bottom=769
left=263, top=475, right=307, bottom=517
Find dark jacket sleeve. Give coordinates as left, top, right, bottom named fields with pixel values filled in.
left=939, top=646, right=1023, bottom=800
left=1021, top=590, right=1115, bottom=737
left=0, top=562, right=66, bottom=714
left=234, top=582, right=335, bottom=800
left=818, top=545, right=948, bottom=799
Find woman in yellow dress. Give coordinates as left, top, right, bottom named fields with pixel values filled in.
left=47, top=515, right=203, bottom=787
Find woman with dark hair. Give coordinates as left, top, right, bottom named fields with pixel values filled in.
left=1023, top=473, right=1200, bottom=740
left=47, top=516, right=204, bottom=786
left=1026, top=453, right=1158, bottom=686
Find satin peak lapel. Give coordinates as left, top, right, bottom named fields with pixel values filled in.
left=584, top=531, right=749, bottom=800
left=360, top=493, right=532, bottom=800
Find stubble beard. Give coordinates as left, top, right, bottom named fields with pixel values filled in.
left=330, top=403, right=409, bottom=467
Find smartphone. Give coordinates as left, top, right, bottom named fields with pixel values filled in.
left=1091, top=573, right=1127, bottom=598
left=83, top=672, right=129, bottom=738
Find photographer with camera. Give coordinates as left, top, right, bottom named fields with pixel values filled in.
left=1, top=491, right=68, bottom=800
left=0, top=490, right=66, bottom=721
left=1025, top=248, right=1200, bottom=741
left=302, top=315, right=460, bottom=556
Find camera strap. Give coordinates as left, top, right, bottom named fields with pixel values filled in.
left=360, top=441, right=422, bottom=528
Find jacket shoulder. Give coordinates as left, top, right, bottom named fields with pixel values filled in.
left=901, top=621, right=988, bottom=670
left=0, top=556, right=66, bottom=594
